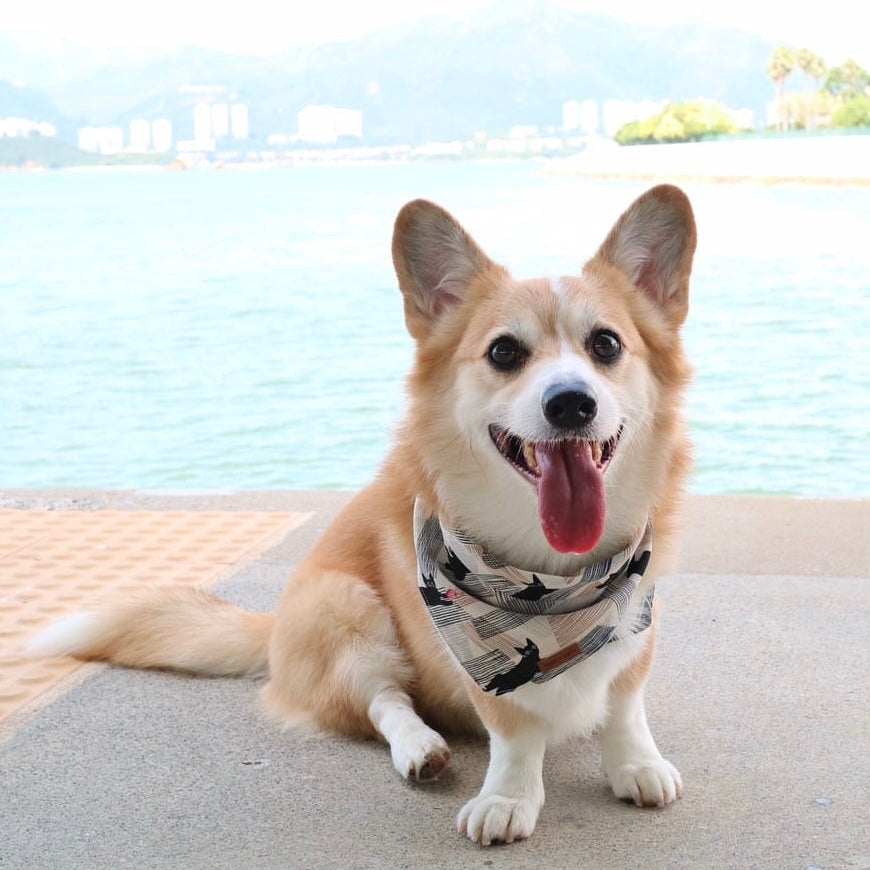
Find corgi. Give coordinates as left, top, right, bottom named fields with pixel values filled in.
left=29, top=184, right=697, bottom=846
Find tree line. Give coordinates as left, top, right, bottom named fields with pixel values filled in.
left=615, top=47, right=870, bottom=145
left=766, top=47, right=870, bottom=131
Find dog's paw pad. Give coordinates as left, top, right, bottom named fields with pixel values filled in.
left=406, top=741, right=451, bottom=782
left=608, top=757, right=682, bottom=808
left=457, top=793, right=540, bottom=846
left=391, top=728, right=450, bottom=782
left=411, top=748, right=450, bottom=782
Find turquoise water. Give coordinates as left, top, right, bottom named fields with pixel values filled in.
left=2, top=162, right=868, bottom=496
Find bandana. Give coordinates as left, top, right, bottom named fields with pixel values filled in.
left=414, top=499, right=654, bottom=695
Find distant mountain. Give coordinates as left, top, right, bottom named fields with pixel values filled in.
left=2, top=1, right=777, bottom=145
left=0, top=80, right=77, bottom=138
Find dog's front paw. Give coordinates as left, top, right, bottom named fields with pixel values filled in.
left=390, top=726, right=451, bottom=782
left=608, top=757, right=682, bottom=808
left=457, top=793, right=542, bottom=845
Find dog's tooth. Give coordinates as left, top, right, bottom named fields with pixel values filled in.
left=591, top=441, right=603, bottom=463
left=523, top=441, right=537, bottom=471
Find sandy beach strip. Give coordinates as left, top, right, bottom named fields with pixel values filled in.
left=543, top=134, right=870, bottom=185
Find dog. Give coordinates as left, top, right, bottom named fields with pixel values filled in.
left=29, top=184, right=697, bottom=845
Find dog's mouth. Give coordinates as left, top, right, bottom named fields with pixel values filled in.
left=489, top=426, right=622, bottom=480
left=489, top=424, right=623, bottom=555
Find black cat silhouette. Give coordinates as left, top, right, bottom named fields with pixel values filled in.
left=442, top=547, right=471, bottom=583
left=511, top=574, right=556, bottom=602
left=420, top=572, right=453, bottom=607
left=483, top=638, right=540, bottom=695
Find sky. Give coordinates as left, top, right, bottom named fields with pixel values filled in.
left=3, top=0, right=868, bottom=68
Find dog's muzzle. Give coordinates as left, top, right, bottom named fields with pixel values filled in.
left=541, top=381, right=598, bottom=431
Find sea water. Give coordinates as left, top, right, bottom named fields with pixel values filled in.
left=2, top=161, right=868, bottom=497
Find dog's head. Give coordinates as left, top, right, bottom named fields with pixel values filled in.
left=393, top=186, right=696, bottom=573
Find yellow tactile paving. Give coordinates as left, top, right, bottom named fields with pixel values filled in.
left=0, top=509, right=309, bottom=722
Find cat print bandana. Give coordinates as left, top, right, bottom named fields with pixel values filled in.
left=414, top=499, right=654, bottom=695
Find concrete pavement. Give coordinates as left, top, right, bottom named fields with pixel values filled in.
left=1, top=491, right=868, bottom=870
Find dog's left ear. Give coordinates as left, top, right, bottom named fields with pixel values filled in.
left=392, top=199, right=497, bottom=339
left=592, top=184, right=697, bottom=327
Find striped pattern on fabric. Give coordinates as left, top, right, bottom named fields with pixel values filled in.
left=414, top=499, right=654, bottom=695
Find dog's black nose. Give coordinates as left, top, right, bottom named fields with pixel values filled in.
left=542, top=382, right=598, bottom=430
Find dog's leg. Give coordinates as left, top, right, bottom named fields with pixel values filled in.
left=457, top=694, right=547, bottom=845
left=368, top=687, right=450, bottom=782
left=598, top=624, right=682, bottom=807
left=263, top=569, right=449, bottom=782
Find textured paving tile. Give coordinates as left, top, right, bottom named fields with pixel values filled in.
left=0, top=509, right=308, bottom=721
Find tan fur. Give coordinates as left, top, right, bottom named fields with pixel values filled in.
left=610, top=602, right=660, bottom=697
left=33, top=185, right=696, bottom=842
left=53, top=586, right=274, bottom=675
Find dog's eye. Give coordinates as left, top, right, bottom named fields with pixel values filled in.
left=591, top=330, right=622, bottom=363
left=487, top=336, right=527, bottom=372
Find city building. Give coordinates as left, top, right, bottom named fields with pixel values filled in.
left=579, top=99, right=600, bottom=134
left=77, top=126, right=124, bottom=155
left=129, top=119, right=151, bottom=152
left=230, top=104, right=249, bottom=140
left=0, top=118, right=57, bottom=138
left=507, top=125, right=539, bottom=139
left=564, top=100, right=601, bottom=135
left=151, top=119, right=173, bottom=153
left=191, top=101, right=247, bottom=149
left=211, top=103, right=230, bottom=139
left=193, top=103, right=213, bottom=144
left=562, top=101, right=582, bottom=131
left=126, top=118, right=174, bottom=153
left=101, top=127, right=124, bottom=155
left=297, top=105, right=363, bottom=144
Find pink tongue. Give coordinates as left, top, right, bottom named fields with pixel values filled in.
left=535, top=441, right=606, bottom=554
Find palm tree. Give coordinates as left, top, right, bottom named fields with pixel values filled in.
left=796, top=48, right=827, bottom=129
left=766, top=46, right=796, bottom=131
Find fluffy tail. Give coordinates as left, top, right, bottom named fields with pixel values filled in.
left=27, top=586, right=274, bottom=676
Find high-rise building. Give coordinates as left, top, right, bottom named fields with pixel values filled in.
left=100, top=128, right=124, bottom=154
left=77, top=127, right=100, bottom=153
left=211, top=103, right=230, bottom=139
left=562, top=100, right=582, bottom=131
left=193, top=103, right=213, bottom=143
left=579, top=100, right=599, bottom=134
left=151, top=119, right=173, bottom=153
left=297, top=105, right=363, bottom=144
left=563, top=100, right=602, bottom=135
left=230, top=104, right=249, bottom=140
left=129, top=119, right=151, bottom=152
left=78, top=126, right=124, bottom=154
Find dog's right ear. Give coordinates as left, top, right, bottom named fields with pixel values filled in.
left=392, top=199, right=495, bottom=339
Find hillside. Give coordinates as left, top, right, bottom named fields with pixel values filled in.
left=0, top=80, right=78, bottom=138
left=2, top=1, right=776, bottom=145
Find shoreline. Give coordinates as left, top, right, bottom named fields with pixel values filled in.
left=4, top=134, right=870, bottom=186
left=542, top=133, right=870, bottom=186
left=539, top=169, right=870, bottom=187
